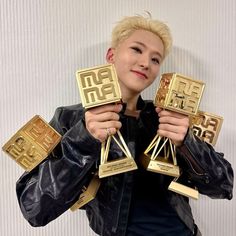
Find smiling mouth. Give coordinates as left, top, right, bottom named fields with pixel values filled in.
left=131, top=70, right=148, bottom=79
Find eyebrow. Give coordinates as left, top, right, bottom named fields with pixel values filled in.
left=133, top=41, right=163, bottom=58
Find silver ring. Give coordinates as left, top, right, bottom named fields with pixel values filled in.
left=106, top=128, right=111, bottom=136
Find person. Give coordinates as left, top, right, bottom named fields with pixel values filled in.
left=16, top=14, right=233, bottom=236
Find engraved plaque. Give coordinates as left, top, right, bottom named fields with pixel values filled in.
left=99, top=157, right=138, bottom=178
left=140, top=136, right=180, bottom=177
left=76, top=64, right=122, bottom=109
left=191, top=111, right=223, bottom=146
left=140, top=153, right=180, bottom=177
left=155, top=73, right=205, bottom=116
left=2, top=115, right=61, bottom=171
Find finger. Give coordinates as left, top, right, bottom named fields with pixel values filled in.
left=99, top=128, right=114, bottom=142
left=157, top=129, right=186, bottom=146
left=159, top=116, right=189, bottom=127
left=96, top=112, right=120, bottom=122
left=89, top=103, right=123, bottom=115
left=86, top=111, right=120, bottom=124
left=88, top=120, right=122, bottom=133
left=105, top=127, right=118, bottom=136
left=155, top=107, right=163, bottom=113
left=158, top=123, right=188, bottom=134
left=158, top=109, right=187, bottom=119
left=103, top=121, right=122, bottom=130
left=95, top=129, right=109, bottom=143
left=93, top=125, right=121, bottom=143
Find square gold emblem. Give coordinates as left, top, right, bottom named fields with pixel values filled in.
left=191, top=111, right=223, bottom=146
left=76, top=64, right=122, bottom=109
left=2, top=115, right=61, bottom=171
left=154, top=73, right=205, bottom=116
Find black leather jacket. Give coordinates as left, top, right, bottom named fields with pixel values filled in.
left=16, top=97, right=233, bottom=236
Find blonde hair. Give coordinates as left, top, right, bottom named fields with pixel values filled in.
left=111, top=14, right=173, bottom=59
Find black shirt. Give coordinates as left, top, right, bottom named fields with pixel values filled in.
left=126, top=169, right=193, bottom=236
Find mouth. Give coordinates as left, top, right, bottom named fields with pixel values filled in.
left=131, top=70, right=148, bottom=79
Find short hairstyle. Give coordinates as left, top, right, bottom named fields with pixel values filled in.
left=111, top=14, right=173, bottom=59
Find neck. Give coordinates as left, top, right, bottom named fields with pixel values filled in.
left=118, top=80, right=141, bottom=111
left=122, top=94, right=140, bottom=111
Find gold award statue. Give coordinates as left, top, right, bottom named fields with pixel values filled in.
left=2, top=115, right=61, bottom=172
left=70, top=172, right=101, bottom=211
left=140, top=73, right=205, bottom=199
left=76, top=64, right=137, bottom=179
left=168, top=111, right=223, bottom=199
left=191, top=111, right=223, bottom=146
left=72, top=64, right=138, bottom=211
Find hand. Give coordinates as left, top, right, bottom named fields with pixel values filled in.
left=156, top=107, right=190, bottom=146
left=85, top=104, right=123, bottom=143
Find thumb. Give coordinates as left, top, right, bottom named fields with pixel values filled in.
left=155, top=107, right=162, bottom=114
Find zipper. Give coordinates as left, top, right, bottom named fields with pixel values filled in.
left=178, top=145, right=209, bottom=183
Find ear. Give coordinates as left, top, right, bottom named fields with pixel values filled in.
left=106, top=48, right=115, bottom=63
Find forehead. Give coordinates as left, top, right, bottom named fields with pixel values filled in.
left=120, top=29, right=164, bottom=55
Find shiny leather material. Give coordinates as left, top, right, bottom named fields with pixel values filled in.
left=16, top=97, right=233, bottom=236
left=177, top=131, right=233, bottom=200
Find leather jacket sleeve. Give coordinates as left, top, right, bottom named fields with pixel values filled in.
left=177, top=130, right=234, bottom=200
left=16, top=105, right=101, bottom=226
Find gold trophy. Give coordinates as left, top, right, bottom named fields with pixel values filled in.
left=140, top=73, right=205, bottom=176
left=140, top=73, right=205, bottom=199
left=191, top=111, right=223, bottom=146
left=76, top=64, right=137, bottom=178
left=70, top=172, right=100, bottom=211
left=168, top=111, right=223, bottom=199
left=2, top=115, right=61, bottom=172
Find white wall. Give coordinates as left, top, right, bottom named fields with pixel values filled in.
left=0, top=0, right=235, bottom=235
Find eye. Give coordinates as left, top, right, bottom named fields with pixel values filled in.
left=152, top=57, right=160, bottom=65
left=131, top=46, right=142, bottom=53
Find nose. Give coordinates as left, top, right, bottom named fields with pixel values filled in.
left=138, top=54, right=150, bottom=69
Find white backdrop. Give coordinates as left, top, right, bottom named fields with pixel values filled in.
left=0, top=0, right=235, bottom=235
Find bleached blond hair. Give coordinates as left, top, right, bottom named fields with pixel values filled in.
left=111, top=13, right=173, bottom=59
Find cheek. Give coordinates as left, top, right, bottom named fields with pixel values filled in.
left=114, top=55, right=130, bottom=72
left=116, top=50, right=133, bottom=64
left=151, top=67, right=160, bottom=78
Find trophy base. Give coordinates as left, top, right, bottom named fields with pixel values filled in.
left=70, top=174, right=101, bottom=211
left=139, top=153, right=180, bottom=177
left=99, top=158, right=137, bottom=178
left=168, top=181, right=199, bottom=200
